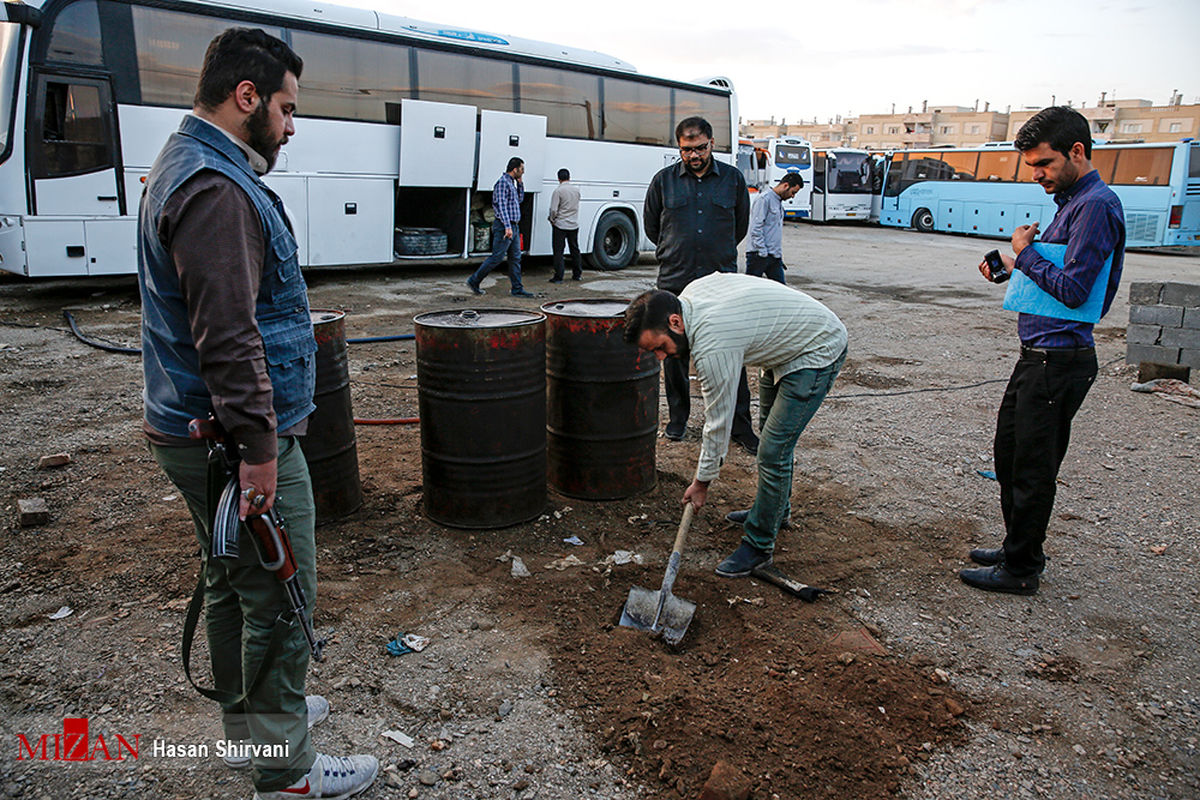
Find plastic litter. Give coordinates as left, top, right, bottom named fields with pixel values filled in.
left=606, top=550, right=643, bottom=566
left=386, top=633, right=431, bottom=657
left=380, top=730, right=414, bottom=748
left=544, top=554, right=585, bottom=571
left=510, top=557, right=531, bottom=578
left=563, top=535, right=584, bottom=546
left=48, top=606, right=73, bottom=620
left=976, top=469, right=998, bottom=480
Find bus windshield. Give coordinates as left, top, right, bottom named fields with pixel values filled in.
left=828, top=151, right=873, bottom=194
left=0, top=24, right=20, bottom=156
left=776, top=144, right=810, bottom=166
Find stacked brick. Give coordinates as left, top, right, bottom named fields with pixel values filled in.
left=1126, top=282, right=1200, bottom=372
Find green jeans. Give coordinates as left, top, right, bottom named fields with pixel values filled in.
left=152, top=436, right=316, bottom=791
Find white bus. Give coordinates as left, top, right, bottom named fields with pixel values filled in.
left=0, top=0, right=737, bottom=277
left=742, top=136, right=812, bottom=219
left=810, top=147, right=874, bottom=222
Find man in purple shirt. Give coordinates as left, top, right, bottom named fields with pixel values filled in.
left=961, top=106, right=1124, bottom=596
left=468, top=157, right=534, bottom=298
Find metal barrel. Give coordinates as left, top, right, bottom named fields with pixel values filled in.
left=415, top=308, right=546, bottom=528
left=541, top=299, right=659, bottom=500
left=299, top=309, right=363, bottom=525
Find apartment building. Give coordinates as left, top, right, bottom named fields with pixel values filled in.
left=1006, top=94, right=1200, bottom=143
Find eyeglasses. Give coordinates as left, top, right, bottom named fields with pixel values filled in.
left=679, top=141, right=711, bottom=155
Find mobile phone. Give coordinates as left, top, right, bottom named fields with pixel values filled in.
left=984, top=250, right=1009, bottom=283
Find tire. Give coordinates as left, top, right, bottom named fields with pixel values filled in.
left=586, top=211, right=638, bottom=271
left=394, top=227, right=449, bottom=256
left=911, top=208, right=935, bottom=233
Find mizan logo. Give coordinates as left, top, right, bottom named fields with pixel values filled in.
left=17, top=718, right=140, bottom=762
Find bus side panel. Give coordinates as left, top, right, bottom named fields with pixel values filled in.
left=24, top=219, right=89, bottom=276
left=0, top=222, right=27, bottom=276
left=936, top=200, right=961, bottom=232
left=83, top=218, right=137, bottom=275
left=305, top=177, right=393, bottom=266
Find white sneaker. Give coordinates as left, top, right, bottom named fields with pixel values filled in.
left=252, top=752, right=379, bottom=799
left=223, top=695, right=332, bottom=769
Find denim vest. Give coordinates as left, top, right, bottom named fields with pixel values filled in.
left=139, top=115, right=316, bottom=439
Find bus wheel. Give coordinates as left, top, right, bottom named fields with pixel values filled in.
left=587, top=211, right=638, bottom=270
left=912, top=208, right=935, bottom=233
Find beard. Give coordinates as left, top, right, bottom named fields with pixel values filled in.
left=667, top=329, right=689, bottom=361
left=245, top=100, right=283, bottom=172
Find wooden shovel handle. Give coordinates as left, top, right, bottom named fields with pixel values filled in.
left=671, top=503, right=694, bottom=555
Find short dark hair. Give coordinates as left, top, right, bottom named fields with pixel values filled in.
left=779, top=173, right=804, bottom=188
left=194, top=28, right=302, bottom=111
left=622, top=290, right=682, bottom=345
left=557, top=168, right=570, bottom=181
left=675, top=116, right=713, bottom=142
left=1014, top=106, right=1092, bottom=159
left=506, top=157, right=525, bottom=172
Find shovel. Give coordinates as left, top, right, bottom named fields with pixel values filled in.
left=619, top=502, right=698, bottom=645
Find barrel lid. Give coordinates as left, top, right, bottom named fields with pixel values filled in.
left=310, top=309, right=345, bottom=324
left=414, top=308, right=545, bottom=328
left=539, top=299, right=629, bottom=319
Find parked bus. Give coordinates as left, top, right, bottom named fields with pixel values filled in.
left=0, top=0, right=737, bottom=277
left=809, top=147, right=874, bottom=222
left=739, top=136, right=812, bottom=219
left=877, top=142, right=1200, bottom=248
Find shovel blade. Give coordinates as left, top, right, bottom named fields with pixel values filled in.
left=656, top=593, right=696, bottom=645
left=618, top=584, right=660, bottom=632
left=618, top=585, right=696, bottom=645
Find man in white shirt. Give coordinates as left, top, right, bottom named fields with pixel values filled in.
left=747, top=173, right=804, bottom=284
left=624, top=273, right=847, bottom=577
left=547, top=167, right=583, bottom=282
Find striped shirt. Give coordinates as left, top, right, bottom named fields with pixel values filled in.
left=1013, top=169, right=1124, bottom=348
left=680, top=273, right=848, bottom=482
left=492, top=172, right=524, bottom=229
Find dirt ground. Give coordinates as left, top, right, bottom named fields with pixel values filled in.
left=0, top=224, right=1197, bottom=800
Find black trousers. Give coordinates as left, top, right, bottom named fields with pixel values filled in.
left=551, top=226, right=582, bottom=279
left=994, top=347, right=1097, bottom=576
left=663, top=354, right=754, bottom=438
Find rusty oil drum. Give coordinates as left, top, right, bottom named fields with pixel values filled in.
left=541, top=299, right=659, bottom=499
left=415, top=308, right=546, bottom=528
left=300, top=309, right=364, bottom=525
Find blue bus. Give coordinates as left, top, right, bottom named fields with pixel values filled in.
left=877, top=141, right=1200, bottom=248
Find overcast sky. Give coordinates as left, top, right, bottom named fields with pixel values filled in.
left=344, top=0, right=1200, bottom=124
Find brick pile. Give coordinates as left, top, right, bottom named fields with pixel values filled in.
left=1126, top=282, right=1200, bottom=376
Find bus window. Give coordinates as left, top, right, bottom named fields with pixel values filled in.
left=977, top=150, right=1018, bottom=181
left=0, top=24, right=19, bottom=157
left=941, top=151, right=978, bottom=181
left=289, top=31, right=411, bottom=122
left=1112, top=147, right=1173, bottom=185
left=812, top=152, right=825, bottom=191
left=416, top=49, right=516, bottom=113
left=884, top=153, right=905, bottom=196
left=518, top=64, right=600, bottom=140
left=830, top=151, right=873, bottom=193
left=672, top=87, right=732, bottom=153
left=602, top=77, right=670, bottom=147
left=1088, top=150, right=1117, bottom=183
left=35, top=79, right=112, bottom=177
left=45, top=0, right=103, bottom=66
left=132, top=7, right=283, bottom=107
left=775, top=145, right=810, bottom=166
left=901, top=154, right=944, bottom=190
left=1188, top=145, right=1200, bottom=179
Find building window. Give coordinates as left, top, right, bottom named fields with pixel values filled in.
left=940, top=125, right=954, bottom=134
left=864, top=126, right=874, bottom=134
left=887, top=126, right=899, bottom=134
left=968, top=124, right=981, bottom=134
left=1121, top=122, right=1143, bottom=134
left=1169, top=122, right=1182, bottom=133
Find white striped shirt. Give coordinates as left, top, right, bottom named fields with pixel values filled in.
left=680, top=273, right=847, bottom=482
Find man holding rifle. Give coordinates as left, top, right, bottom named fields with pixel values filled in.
left=138, top=28, right=376, bottom=799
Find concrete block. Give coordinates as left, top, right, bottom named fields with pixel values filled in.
left=1137, top=362, right=1190, bottom=382
left=1125, top=324, right=1161, bottom=345
left=1128, top=282, right=1163, bottom=305
left=1161, top=327, right=1200, bottom=349
left=1181, top=349, right=1200, bottom=370
left=37, top=452, right=71, bottom=469
left=1125, top=343, right=1180, bottom=366
left=1161, top=282, right=1200, bottom=308
left=1129, top=304, right=1184, bottom=327
left=17, top=497, right=50, bottom=527
left=1184, top=307, right=1200, bottom=329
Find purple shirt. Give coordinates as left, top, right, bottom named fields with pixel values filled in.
left=1013, top=169, right=1125, bottom=348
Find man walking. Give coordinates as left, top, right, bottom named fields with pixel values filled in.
left=548, top=167, right=583, bottom=282
left=962, top=106, right=1125, bottom=596
left=624, top=274, right=847, bottom=577
left=468, top=157, right=534, bottom=297
left=138, top=28, right=376, bottom=799
left=643, top=117, right=759, bottom=453
left=747, top=173, right=804, bottom=284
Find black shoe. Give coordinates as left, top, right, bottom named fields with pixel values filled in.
left=571, top=275, right=582, bottom=281
left=725, top=509, right=792, bottom=529
left=466, top=279, right=484, bottom=295
left=512, top=289, right=535, bottom=298
left=969, top=547, right=1046, bottom=574
left=548, top=277, right=563, bottom=283
left=715, top=542, right=773, bottom=578
left=664, top=423, right=685, bottom=441
left=959, top=565, right=1038, bottom=596
left=731, top=431, right=759, bottom=456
